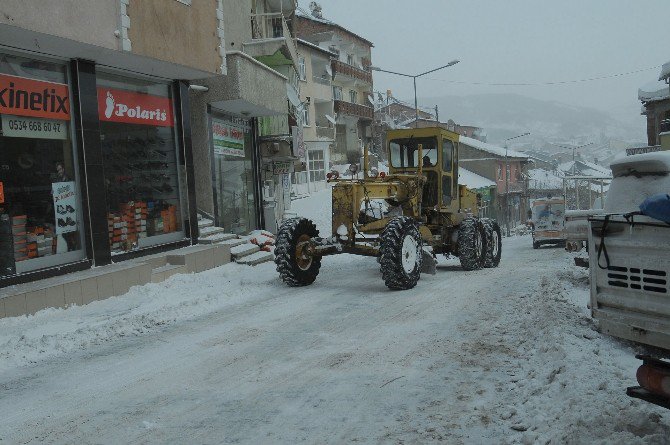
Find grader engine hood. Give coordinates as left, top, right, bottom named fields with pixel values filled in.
left=330, top=176, right=422, bottom=242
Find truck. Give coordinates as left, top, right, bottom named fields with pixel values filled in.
left=586, top=150, right=670, bottom=408
left=274, top=127, right=502, bottom=290
left=530, top=196, right=566, bottom=249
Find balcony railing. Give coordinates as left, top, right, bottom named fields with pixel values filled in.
left=316, top=126, right=335, bottom=139
left=331, top=60, right=372, bottom=84
left=334, top=100, right=373, bottom=120
left=249, top=12, right=298, bottom=68
left=312, top=75, right=331, bottom=86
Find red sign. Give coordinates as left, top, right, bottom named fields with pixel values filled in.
left=97, top=87, right=174, bottom=127
left=0, top=182, right=4, bottom=204
left=0, top=74, right=70, bottom=120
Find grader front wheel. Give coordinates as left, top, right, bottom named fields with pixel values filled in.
left=482, top=218, right=502, bottom=268
left=380, top=216, right=423, bottom=290
left=274, top=218, right=321, bottom=286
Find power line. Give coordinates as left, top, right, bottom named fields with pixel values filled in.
left=403, top=65, right=663, bottom=87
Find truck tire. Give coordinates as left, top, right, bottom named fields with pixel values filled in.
left=458, top=218, right=487, bottom=271
left=274, top=218, right=321, bottom=286
left=482, top=218, right=502, bottom=268
left=380, top=216, right=423, bottom=290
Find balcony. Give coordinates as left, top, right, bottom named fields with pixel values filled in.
left=331, top=60, right=372, bottom=85
left=316, top=126, right=335, bottom=140
left=245, top=13, right=299, bottom=70
left=334, top=100, right=374, bottom=120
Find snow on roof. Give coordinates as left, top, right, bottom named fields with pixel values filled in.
left=296, top=38, right=337, bottom=56
left=558, top=160, right=611, bottom=177
left=527, top=168, right=564, bottom=190
left=296, top=8, right=374, bottom=47
left=459, top=136, right=528, bottom=159
left=659, top=61, right=670, bottom=81
left=638, top=79, right=670, bottom=102
left=459, top=168, right=495, bottom=190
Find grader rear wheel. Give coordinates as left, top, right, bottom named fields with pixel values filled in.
left=379, top=216, right=423, bottom=290
left=274, top=218, right=321, bottom=286
left=458, top=218, right=487, bottom=271
left=482, top=218, right=502, bottom=268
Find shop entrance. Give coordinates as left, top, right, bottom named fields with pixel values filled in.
left=0, top=53, right=85, bottom=277
left=210, top=115, right=258, bottom=235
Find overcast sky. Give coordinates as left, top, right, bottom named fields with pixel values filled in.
left=298, top=0, right=670, bottom=125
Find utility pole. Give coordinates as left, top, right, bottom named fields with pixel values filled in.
left=435, top=105, right=439, bottom=122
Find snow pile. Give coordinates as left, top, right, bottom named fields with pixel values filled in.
left=0, top=262, right=280, bottom=373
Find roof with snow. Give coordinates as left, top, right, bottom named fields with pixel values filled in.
left=459, top=168, right=496, bottom=190
left=558, top=160, right=611, bottom=177
left=660, top=61, right=670, bottom=81
left=527, top=168, right=564, bottom=190
left=639, top=79, right=670, bottom=102
left=459, top=136, right=528, bottom=160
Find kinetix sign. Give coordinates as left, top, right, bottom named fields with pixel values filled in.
left=0, top=74, right=70, bottom=120
left=97, top=87, right=174, bottom=127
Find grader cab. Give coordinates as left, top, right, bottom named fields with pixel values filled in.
left=274, top=127, right=502, bottom=290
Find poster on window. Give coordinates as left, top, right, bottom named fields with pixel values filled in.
left=212, top=119, right=246, bottom=157
left=52, top=181, right=77, bottom=234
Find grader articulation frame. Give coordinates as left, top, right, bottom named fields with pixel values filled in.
left=275, top=127, right=502, bottom=290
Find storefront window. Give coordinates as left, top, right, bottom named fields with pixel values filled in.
left=211, top=115, right=257, bottom=235
left=0, top=53, right=84, bottom=277
left=97, top=72, right=184, bottom=254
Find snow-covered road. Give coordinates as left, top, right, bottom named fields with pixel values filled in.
left=0, top=190, right=668, bottom=444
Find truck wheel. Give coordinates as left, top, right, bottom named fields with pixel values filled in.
left=458, top=218, right=487, bottom=271
left=533, top=240, right=540, bottom=249
left=380, top=216, right=423, bottom=290
left=274, top=218, right=321, bottom=286
left=482, top=219, right=502, bottom=268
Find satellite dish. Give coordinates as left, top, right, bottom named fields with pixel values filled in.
left=325, top=114, right=336, bottom=125
left=325, top=65, right=332, bottom=76
left=367, top=95, right=375, bottom=105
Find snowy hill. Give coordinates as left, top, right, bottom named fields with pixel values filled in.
left=419, top=93, right=645, bottom=143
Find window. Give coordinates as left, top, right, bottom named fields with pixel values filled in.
left=349, top=90, right=358, bottom=104
left=506, top=164, right=511, bottom=181
left=497, top=164, right=503, bottom=180
left=308, top=150, right=325, bottom=182
left=298, top=56, right=306, bottom=81
left=302, top=106, right=310, bottom=127
left=333, top=86, right=342, bottom=101
left=347, top=54, right=354, bottom=65
left=442, top=175, right=452, bottom=205
left=442, top=139, right=454, bottom=172
left=389, top=138, right=437, bottom=168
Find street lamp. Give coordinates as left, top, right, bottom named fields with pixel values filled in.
left=504, top=132, right=531, bottom=236
left=369, top=60, right=460, bottom=128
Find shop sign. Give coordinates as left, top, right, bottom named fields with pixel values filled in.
left=52, top=181, right=77, bottom=235
left=1, top=114, right=68, bottom=140
left=212, top=119, right=246, bottom=157
left=0, top=73, right=70, bottom=120
left=97, top=87, right=174, bottom=127
left=625, top=146, right=664, bottom=156
left=291, top=125, right=305, bottom=158
left=0, top=182, right=4, bottom=204
left=273, top=161, right=294, bottom=174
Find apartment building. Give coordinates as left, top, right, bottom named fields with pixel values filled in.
left=295, top=39, right=337, bottom=194
left=296, top=5, right=374, bottom=165
left=0, top=0, right=222, bottom=286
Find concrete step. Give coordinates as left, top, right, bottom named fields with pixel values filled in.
left=198, top=218, right=214, bottom=229
left=199, top=232, right=237, bottom=244
left=230, top=243, right=260, bottom=260
left=151, top=264, right=188, bottom=283
left=236, top=250, right=274, bottom=266
left=218, top=238, right=248, bottom=248
left=199, top=226, right=226, bottom=237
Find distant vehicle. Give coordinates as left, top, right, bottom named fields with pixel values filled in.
left=586, top=150, right=670, bottom=409
left=530, top=197, right=565, bottom=249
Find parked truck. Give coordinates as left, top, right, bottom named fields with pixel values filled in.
left=587, top=150, right=670, bottom=409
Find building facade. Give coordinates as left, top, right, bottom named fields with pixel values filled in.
left=296, top=6, right=374, bottom=165
left=294, top=39, right=337, bottom=195
left=458, top=136, right=530, bottom=230
left=639, top=62, right=670, bottom=147
left=0, top=0, right=222, bottom=286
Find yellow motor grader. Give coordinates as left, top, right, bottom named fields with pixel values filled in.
left=275, top=127, right=502, bottom=290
